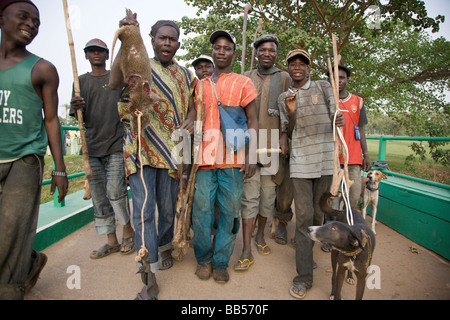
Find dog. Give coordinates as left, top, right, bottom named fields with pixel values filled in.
left=76, top=180, right=91, bottom=200
left=361, top=170, right=387, bottom=234
left=308, top=192, right=376, bottom=300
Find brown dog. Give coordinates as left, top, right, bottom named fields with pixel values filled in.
left=361, top=170, right=387, bottom=234
left=76, top=180, right=91, bottom=200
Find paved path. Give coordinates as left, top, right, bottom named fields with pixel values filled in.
left=26, top=211, right=450, bottom=301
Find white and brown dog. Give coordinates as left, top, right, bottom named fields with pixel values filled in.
left=361, top=170, right=387, bottom=234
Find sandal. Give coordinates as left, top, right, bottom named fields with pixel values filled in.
left=274, top=226, right=287, bottom=245
left=234, top=258, right=254, bottom=271
left=120, top=236, right=136, bottom=255
left=255, top=241, right=271, bottom=255
left=159, top=251, right=174, bottom=270
left=289, top=283, right=307, bottom=299
left=89, top=244, right=121, bottom=259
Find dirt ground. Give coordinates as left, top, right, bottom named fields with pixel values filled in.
left=26, top=212, right=449, bottom=302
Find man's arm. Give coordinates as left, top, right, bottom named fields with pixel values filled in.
left=33, top=59, right=68, bottom=203
left=242, top=99, right=258, bottom=179
left=109, top=48, right=125, bottom=90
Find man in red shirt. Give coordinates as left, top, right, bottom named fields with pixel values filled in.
left=330, top=65, right=371, bottom=210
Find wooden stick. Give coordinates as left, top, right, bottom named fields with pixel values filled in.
left=62, top=0, right=92, bottom=179
left=250, top=18, right=263, bottom=71
left=240, top=4, right=252, bottom=74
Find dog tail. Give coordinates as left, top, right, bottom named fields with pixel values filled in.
left=319, top=192, right=345, bottom=217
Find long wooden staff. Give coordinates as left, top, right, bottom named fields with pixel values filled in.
left=240, top=4, right=252, bottom=74
left=327, top=33, right=353, bottom=196
left=62, top=0, right=92, bottom=179
left=250, top=18, right=263, bottom=71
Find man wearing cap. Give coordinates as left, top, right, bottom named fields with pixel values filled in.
left=278, top=49, right=344, bottom=299
left=329, top=65, right=370, bottom=210
left=234, top=34, right=293, bottom=271
left=70, top=38, right=135, bottom=260
left=192, top=55, right=214, bottom=80
left=192, top=30, right=258, bottom=283
left=0, top=0, right=68, bottom=299
left=110, top=16, right=197, bottom=299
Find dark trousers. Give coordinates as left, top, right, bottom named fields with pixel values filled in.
left=0, top=155, right=44, bottom=299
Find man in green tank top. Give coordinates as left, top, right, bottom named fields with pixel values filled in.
left=0, top=0, right=68, bottom=299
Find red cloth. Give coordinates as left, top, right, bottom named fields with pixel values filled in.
left=339, top=93, right=364, bottom=165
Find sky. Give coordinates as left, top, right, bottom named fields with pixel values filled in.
left=5, top=0, right=449, bottom=116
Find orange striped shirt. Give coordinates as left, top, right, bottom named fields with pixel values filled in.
left=195, top=72, right=257, bottom=169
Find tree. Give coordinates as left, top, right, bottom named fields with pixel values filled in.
left=177, top=0, right=448, bottom=135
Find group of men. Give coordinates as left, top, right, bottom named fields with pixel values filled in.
left=0, top=0, right=370, bottom=300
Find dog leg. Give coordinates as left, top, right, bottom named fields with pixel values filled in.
left=371, top=206, right=377, bottom=234
left=270, top=217, right=277, bottom=239
left=330, top=251, right=339, bottom=300
left=355, top=273, right=367, bottom=300
left=362, top=204, right=367, bottom=219
left=334, top=264, right=346, bottom=300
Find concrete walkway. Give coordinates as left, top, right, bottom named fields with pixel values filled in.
left=26, top=211, right=449, bottom=301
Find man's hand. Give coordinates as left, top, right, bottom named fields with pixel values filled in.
left=285, top=89, right=297, bottom=114
left=334, top=112, right=345, bottom=127
left=50, top=175, right=69, bottom=203
left=240, top=153, right=256, bottom=180
left=70, top=96, right=85, bottom=110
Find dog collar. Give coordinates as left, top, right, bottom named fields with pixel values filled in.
left=339, top=230, right=371, bottom=258
left=365, top=180, right=379, bottom=192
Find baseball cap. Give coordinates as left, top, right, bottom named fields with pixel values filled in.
left=286, top=49, right=311, bottom=65
left=0, top=0, right=38, bottom=13
left=192, top=55, right=214, bottom=68
left=83, top=39, right=109, bottom=53
left=210, top=30, right=236, bottom=49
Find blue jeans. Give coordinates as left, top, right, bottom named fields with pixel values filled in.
left=88, top=152, right=130, bottom=235
left=128, top=166, right=178, bottom=273
left=192, top=168, right=244, bottom=270
left=0, top=154, right=44, bottom=299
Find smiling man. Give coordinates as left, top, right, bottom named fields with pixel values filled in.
left=236, top=34, right=293, bottom=272
left=278, top=49, right=344, bottom=299
left=0, top=0, right=68, bottom=299
left=192, top=30, right=258, bottom=284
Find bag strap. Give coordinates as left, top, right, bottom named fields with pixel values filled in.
left=210, top=78, right=221, bottom=106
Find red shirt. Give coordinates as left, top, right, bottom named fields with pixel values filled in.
left=339, top=93, right=364, bottom=165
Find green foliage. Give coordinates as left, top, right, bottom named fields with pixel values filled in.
left=177, top=0, right=449, bottom=139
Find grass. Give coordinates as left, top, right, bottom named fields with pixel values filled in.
left=366, top=138, right=450, bottom=185
left=41, top=154, right=87, bottom=204
left=41, top=138, right=449, bottom=204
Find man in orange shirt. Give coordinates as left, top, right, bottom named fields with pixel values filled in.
left=192, top=30, right=258, bottom=284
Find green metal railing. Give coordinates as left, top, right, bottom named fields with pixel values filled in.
left=367, top=136, right=450, bottom=190
left=42, top=125, right=85, bottom=207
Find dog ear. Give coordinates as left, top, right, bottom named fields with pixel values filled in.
left=381, top=173, right=387, bottom=179
left=349, top=229, right=364, bottom=250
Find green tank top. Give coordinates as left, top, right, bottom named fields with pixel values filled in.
left=0, top=54, right=48, bottom=160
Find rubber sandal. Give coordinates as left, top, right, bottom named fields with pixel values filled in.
left=275, top=227, right=287, bottom=245
left=89, top=244, right=121, bottom=259
left=234, top=258, right=254, bottom=271
left=159, top=254, right=174, bottom=270
left=289, top=283, right=307, bottom=299
left=120, top=236, right=136, bottom=255
left=255, top=241, right=271, bottom=255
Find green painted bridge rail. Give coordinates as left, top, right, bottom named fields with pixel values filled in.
left=35, top=134, right=450, bottom=260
